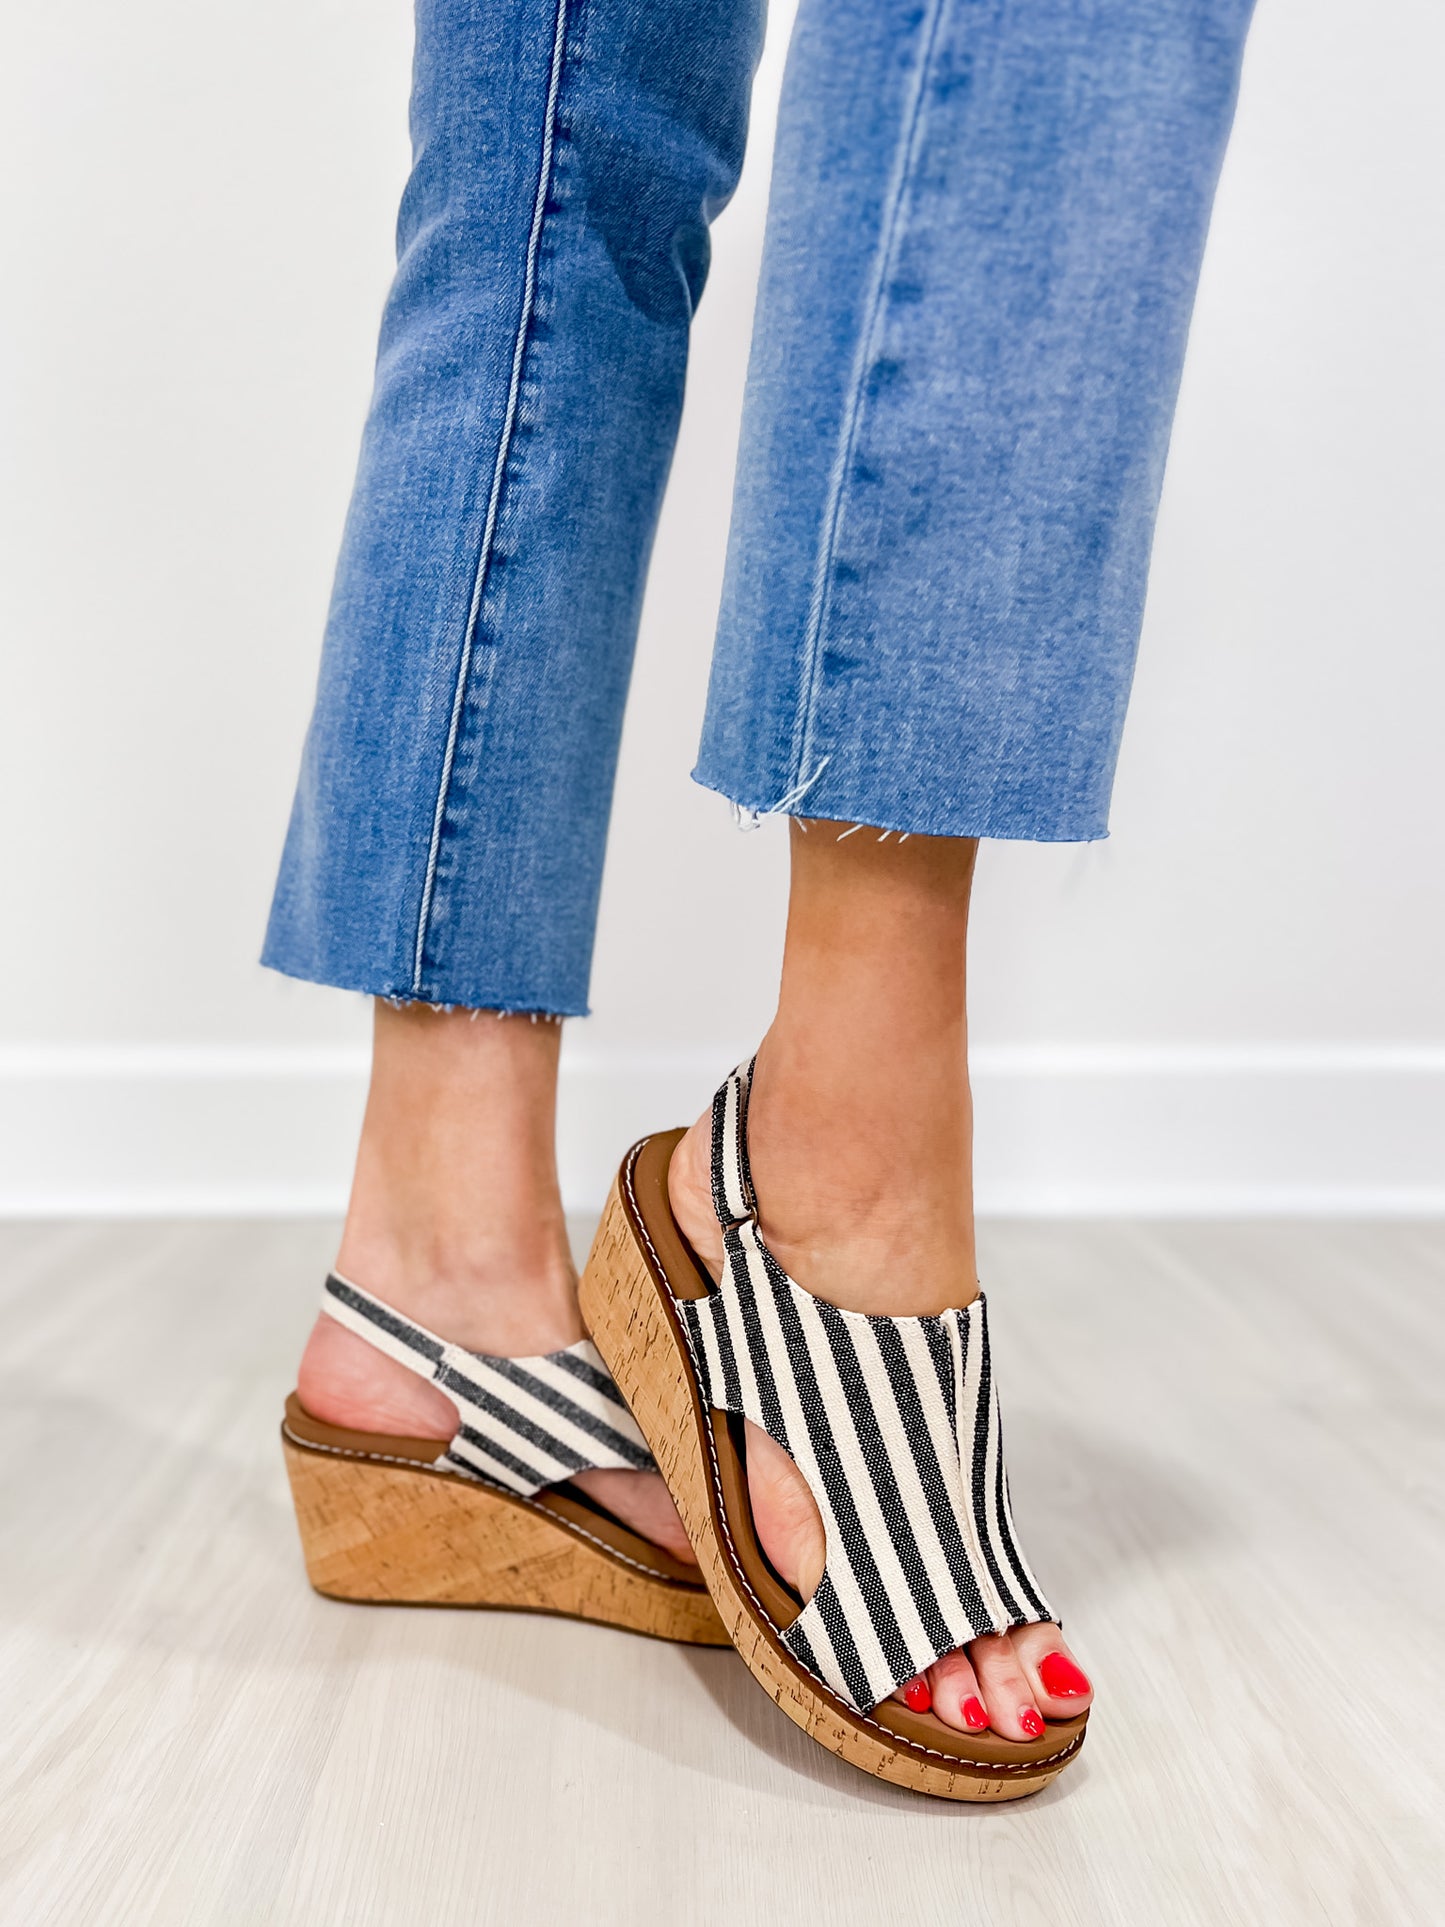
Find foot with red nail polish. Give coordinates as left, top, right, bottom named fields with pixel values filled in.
left=899, top=1628, right=1092, bottom=1741
left=666, top=917, right=1097, bottom=1749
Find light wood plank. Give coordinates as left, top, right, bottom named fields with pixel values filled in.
left=1, top=1218, right=1441, bottom=1925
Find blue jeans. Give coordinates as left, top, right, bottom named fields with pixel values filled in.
left=264, top=0, right=1254, bottom=1015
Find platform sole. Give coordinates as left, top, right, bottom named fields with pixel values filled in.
left=282, top=1429, right=730, bottom=1645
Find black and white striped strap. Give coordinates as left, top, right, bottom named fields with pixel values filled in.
left=675, top=1062, right=1054, bottom=1715
left=319, top=1273, right=653, bottom=1497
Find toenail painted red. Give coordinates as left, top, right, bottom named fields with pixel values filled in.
left=1038, top=1651, right=1091, bottom=1699
left=902, top=1677, right=932, bottom=1713
left=1019, top=1706, right=1045, bottom=1738
left=962, top=1696, right=988, bottom=1731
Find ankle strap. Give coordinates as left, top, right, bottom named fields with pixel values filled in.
left=709, top=1059, right=758, bottom=1228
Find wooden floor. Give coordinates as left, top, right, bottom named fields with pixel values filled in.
left=2, top=1217, right=1442, bottom=1925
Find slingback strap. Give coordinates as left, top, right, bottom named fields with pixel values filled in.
left=319, top=1273, right=654, bottom=1497
left=709, top=1065, right=757, bottom=1226
left=675, top=1063, right=1054, bottom=1715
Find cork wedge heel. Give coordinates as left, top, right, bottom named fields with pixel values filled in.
left=281, top=1274, right=728, bottom=1646
left=578, top=1068, right=1089, bottom=1802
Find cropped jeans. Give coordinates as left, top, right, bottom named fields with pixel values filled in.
left=264, top=0, right=1255, bottom=1015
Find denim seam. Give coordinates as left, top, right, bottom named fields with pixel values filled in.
left=790, top=0, right=950, bottom=795
left=409, top=0, right=572, bottom=996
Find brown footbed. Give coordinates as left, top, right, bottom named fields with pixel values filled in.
left=282, top=1392, right=709, bottom=1589
left=585, top=1128, right=1089, bottom=1787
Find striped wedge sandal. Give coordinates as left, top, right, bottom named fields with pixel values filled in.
left=578, top=1063, right=1089, bottom=1801
left=281, top=1273, right=727, bottom=1645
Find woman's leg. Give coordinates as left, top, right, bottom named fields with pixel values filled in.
left=671, top=0, right=1257, bottom=1732
left=271, top=0, right=762, bottom=1551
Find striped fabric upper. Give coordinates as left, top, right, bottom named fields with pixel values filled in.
left=320, top=1273, right=653, bottom=1497
left=674, top=1063, right=1054, bottom=1715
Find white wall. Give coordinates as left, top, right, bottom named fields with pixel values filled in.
left=1, top=0, right=1441, bottom=1213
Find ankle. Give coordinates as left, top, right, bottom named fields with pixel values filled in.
left=753, top=1031, right=976, bottom=1303
left=333, top=1217, right=581, bottom=1355
left=670, top=1044, right=978, bottom=1319
left=694, top=817, right=983, bottom=1314
left=327, top=998, right=583, bottom=1354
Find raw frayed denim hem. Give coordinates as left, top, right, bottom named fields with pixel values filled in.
left=378, top=997, right=567, bottom=1023
left=689, top=766, right=1111, bottom=845
left=259, top=943, right=585, bottom=1021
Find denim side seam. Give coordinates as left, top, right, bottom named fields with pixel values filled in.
left=787, top=0, right=951, bottom=807
left=408, top=0, right=573, bottom=997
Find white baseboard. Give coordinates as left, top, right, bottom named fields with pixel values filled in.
left=0, top=1043, right=1441, bottom=1217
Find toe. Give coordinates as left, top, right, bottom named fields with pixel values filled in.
left=968, top=1632, right=1046, bottom=1741
left=1009, top=1622, right=1094, bottom=1719
left=922, top=1648, right=989, bottom=1733
left=894, top=1673, right=934, bottom=1714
